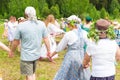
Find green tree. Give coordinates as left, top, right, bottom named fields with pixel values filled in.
left=41, top=3, right=50, bottom=18
left=100, top=8, right=108, bottom=19
left=50, top=4, right=60, bottom=18
left=0, top=0, right=10, bottom=18
left=58, top=0, right=89, bottom=17
left=109, top=0, right=120, bottom=14
left=8, top=0, right=40, bottom=18
left=113, top=8, right=120, bottom=18
left=89, top=6, right=100, bottom=20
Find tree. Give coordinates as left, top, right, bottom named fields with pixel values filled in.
left=89, top=6, right=100, bottom=20
left=41, top=3, right=50, bottom=18
left=113, top=8, right=120, bottom=18
left=100, top=8, right=108, bottom=19
left=58, top=0, right=89, bottom=17
left=50, top=4, right=60, bottom=18
left=109, top=0, right=120, bottom=14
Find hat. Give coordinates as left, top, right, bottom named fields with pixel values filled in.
left=85, top=16, right=92, bottom=21
left=96, top=19, right=110, bottom=30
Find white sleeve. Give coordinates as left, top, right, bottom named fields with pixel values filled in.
left=51, top=25, right=64, bottom=33
left=86, top=42, right=93, bottom=56
left=82, top=30, right=90, bottom=45
left=56, top=34, right=68, bottom=52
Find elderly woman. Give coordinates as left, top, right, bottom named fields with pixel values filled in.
left=83, top=19, right=120, bottom=80
left=50, top=15, right=90, bottom=80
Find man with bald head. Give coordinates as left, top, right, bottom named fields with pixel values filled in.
left=10, top=6, right=50, bottom=80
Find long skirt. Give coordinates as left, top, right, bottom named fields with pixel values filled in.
left=54, top=51, right=90, bottom=80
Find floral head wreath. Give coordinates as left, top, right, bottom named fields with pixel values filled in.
left=66, top=19, right=79, bottom=26
left=87, top=22, right=116, bottom=43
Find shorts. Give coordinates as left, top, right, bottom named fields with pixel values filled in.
left=20, top=60, right=37, bottom=75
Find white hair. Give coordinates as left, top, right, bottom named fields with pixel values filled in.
left=25, top=6, right=38, bottom=23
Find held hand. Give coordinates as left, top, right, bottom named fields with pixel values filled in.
left=83, top=62, right=90, bottom=68
left=8, top=51, right=14, bottom=58
left=47, top=52, right=53, bottom=62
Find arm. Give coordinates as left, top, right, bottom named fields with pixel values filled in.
left=0, top=42, right=10, bottom=52
left=11, top=39, right=20, bottom=52
left=83, top=53, right=91, bottom=68
left=50, top=34, right=68, bottom=58
left=0, top=42, right=13, bottom=57
left=116, top=47, right=120, bottom=61
left=43, top=37, right=50, bottom=53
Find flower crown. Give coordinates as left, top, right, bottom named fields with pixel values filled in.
left=66, top=20, right=79, bottom=26
left=87, top=23, right=116, bottom=43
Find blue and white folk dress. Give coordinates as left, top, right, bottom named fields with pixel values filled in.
left=54, top=29, right=90, bottom=80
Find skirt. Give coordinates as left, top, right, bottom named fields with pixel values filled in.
left=90, top=75, right=115, bottom=80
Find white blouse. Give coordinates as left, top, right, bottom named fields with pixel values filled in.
left=47, top=23, right=64, bottom=35
left=56, top=29, right=88, bottom=52
left=86, top=39, right=119, bottom=77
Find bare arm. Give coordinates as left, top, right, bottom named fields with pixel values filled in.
left=11, top=39, right=20, bottom=52
left=116, top=47, right=120, bottom=61
left=0, top=42, right=10, bottom=52
left=83, top=53, right=91, bottom=68
left=43, top=37, right=50, bottom=53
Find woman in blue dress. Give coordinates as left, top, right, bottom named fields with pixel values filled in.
left=50, top=15, right=90, bottom=80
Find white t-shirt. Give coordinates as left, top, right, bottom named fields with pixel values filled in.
left=86, top=39, right=119, bottom=77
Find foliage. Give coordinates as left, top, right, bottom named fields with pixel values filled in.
left=109, top=0, right=120, bottom=14
left=89, top=6, right=100, bottom=21
left=88, top=23, right=116, bottom=43
left=41, top=3, right=50, bottom=18
left=0, top=0, right=120, bottom=20
left=113, top=8, right=120, bottom=19
left=50, top=4, right=60, bottom=18
left=100, top=8, right=108, bottom=19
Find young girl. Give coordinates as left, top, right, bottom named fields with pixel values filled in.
left=39, top=14, right=65, bottom=61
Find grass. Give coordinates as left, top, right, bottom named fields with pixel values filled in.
left=0, top=21, right=120, bottom=80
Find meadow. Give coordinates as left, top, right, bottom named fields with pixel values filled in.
left=0, top=21, right=120, bottom=80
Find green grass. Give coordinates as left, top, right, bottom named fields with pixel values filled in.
left=0, top=21, right=120, bottom=80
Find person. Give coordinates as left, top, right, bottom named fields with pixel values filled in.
left=18, top=17, right=25, bottom=23
left=83, top=19, right=120, bottom=80
left=7, top=16, right=18, bottom=48
left=10, top=6, right=50, bottom=80
left=81, top=16, right=92, bottom=32
left=39, top=14, right=64, bottom=61
left=0, top=41, right=12, bottom=57
left=113, top=21, right=120, bottom=47
left=2, top=19, right=8, bottom=38
left=50, top=15, right=90, bottom=80
left=81, top=16, right=92, bottom=52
